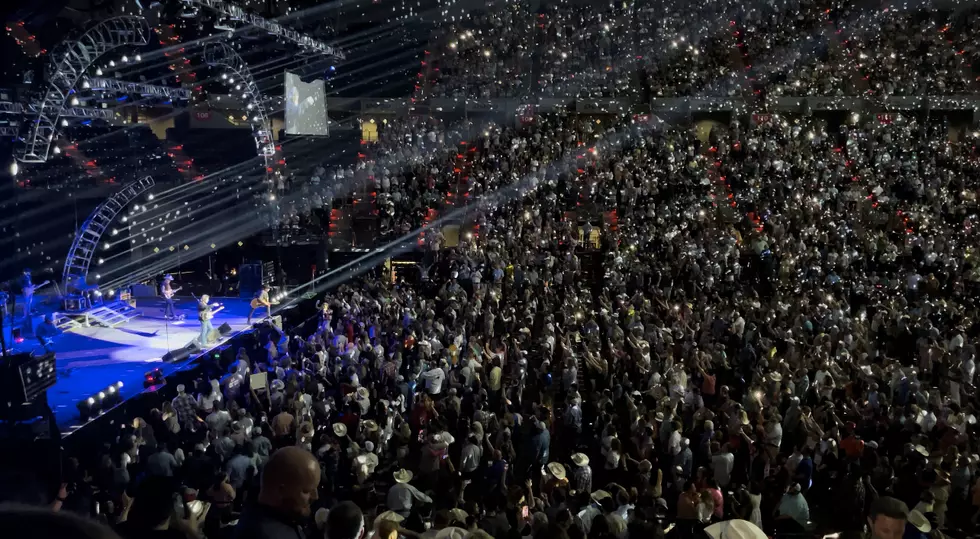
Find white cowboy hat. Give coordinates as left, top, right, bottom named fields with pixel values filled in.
left=769, top=372, right=783, bottom=382
left=332, top=423, right=348, bottom=437
left=914, top=444, right=929, bottom=457
left=356, top=387, right=370, bottom=400
left=546, top=462, right=567, bottom=481
left=907, top=510, right=931, bottom=533
left=571, top=453, right=590, bottom=467
left=271, top=379, right=285, bottom=391
left=704, top=519, right=768, bottom=539
left=393, top=468, right=414, bottom=483
left=362, top=419, right=379, bottom=433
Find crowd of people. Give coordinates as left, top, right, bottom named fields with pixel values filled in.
left=9, top=2, right=980, bottom=539
left=420, top=0, right=980, bottom=100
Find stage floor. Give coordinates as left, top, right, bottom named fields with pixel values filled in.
left=7, top=296, right=254, bottom=435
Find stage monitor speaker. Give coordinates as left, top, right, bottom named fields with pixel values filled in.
left=162, top=340, right=200, bottom=363
left=0, top=352, right=56, bottom=407
left=239, top=263, right=263, bottom=299
left=218, top=322, right=233, bottom=335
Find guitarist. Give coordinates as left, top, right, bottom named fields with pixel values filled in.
left=20, top=268, right=48, bottom=320
left=248, top=284, right=273, bottom=325
left=161, top=274, right=181, bottom=320
left=196, top=294, right=222, bottom=346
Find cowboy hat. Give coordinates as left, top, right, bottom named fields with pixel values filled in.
left=332, top=423, right=348, bottom=438
left=704, top=519, right=768, bottom=539
left=547, top=462, right=567, bottom=481
left=393, top=468, right=414, bottom=483
left=356, top=387, right=370, bottom=400
left=590, top=490, right=612, bottom=502
left=362, top=419, right=379, bottom=433
left=638, top=459, right=653, bottom=473
left=907, top=510, right=931, bottom=533
left=768, top=372, right=783, bottom=383
left=376, top=510, right=405, bottom=524
left=914, top=444, right=929, bottom=457
left=571, top=453, right=590, bottom=467
left=738, top=410, right=751, bottom=425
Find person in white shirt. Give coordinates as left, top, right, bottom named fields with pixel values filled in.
left=710, top=442, right=735, bottom=487
left=459, top=435, right=482, bottom=474
left=422, top=362, right=447, bottom=396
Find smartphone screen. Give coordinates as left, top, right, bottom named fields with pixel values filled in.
left=521, top=505, right=529, bottom=519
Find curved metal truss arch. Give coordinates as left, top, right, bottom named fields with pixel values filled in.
left=17, top=16, right=153, bottom=164
left=63, top=176, right=155, bottom=294
left=203, top=42, right=279, bottom=179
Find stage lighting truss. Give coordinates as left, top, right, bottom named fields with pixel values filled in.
left=63, top=176, right=156, bottom=295
left=84, top=77, right=193, bottom=101
left=188, top=0, right=344, bottom=60
left=17, top=16, right=153, bottom=164
left=203, top=42, right=280, bottom=180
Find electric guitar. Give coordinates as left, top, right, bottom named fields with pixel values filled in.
left=200, top=305, right=224, bottom=321
left=250, top=297, right=279, bottom=309
left=24, top=280, right=51, bottom=296
left=162, top=286, right=182, bottom=299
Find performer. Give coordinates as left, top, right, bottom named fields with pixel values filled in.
left=20, top=269, right=36, bottom=319
left=247, top=284, right=273, bottom=325
left=197, top=294, right=223, bottom=346
left=35, top=314, right=62, bottom=353
left=161, top=274, right=181, bottom=320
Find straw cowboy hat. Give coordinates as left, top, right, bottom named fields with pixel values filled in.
left=356, top=387, right=370, bottom=400
left=546, top=462, right=567, bottom=481
left=362, top=419, right=379, bottom=433
left=907, top=510, right=931, bottom=533
left=393, top=468, right=414, bottom=484
left=571, top=453, right=590, bottom=467
left=376, top=511, right=405, bottom=524
left=704, top=520, right=768, bottom=539
left=768, top=372, right=783, bottom=383
left=590, top=490, right=612, bottom=502
left=332, top=423, right=348, bottom=437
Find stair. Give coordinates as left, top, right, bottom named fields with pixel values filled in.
left=54, top=312, right=83, bottom=332
left=83, top=300, right=143, bottom=328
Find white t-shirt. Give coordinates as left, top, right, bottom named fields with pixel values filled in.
left=710, top=452, right=735, bottom=487
left=422, top=367, right=446, bottom=395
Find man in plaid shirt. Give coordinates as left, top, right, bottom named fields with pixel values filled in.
left=172, top=384, right=198, bottom=429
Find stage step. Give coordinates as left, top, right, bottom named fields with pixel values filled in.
left=54, top=313, right=83, bottom=332
left=84, top=300, right=143, bottom=328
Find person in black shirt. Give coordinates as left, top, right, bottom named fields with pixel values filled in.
left=234, top=447, right=321, bottom=539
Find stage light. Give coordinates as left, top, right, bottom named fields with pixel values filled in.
left=95, top=274, right=101, bottom=280
left=143, top=368, right=164, bottom=388
left=135, top=54, right=141, bottom=62
left=61, top=119, right=68, bottom=127
left=121, top=216, right=127, bottom=223
left=122, top=55, right=129, bottom=63
left=108, top=289, right=116, bottom=297
left=148, top=194, right=154, bottom=200
left=53, top=146, right=61, bottom=155
left=82, top=80, right=90, bottom=89
left=111, top=229, right=118, bottom=236
left=109, top=60, right=115, bottom=67
left=96, top=67, right=103, bottom=76
left=9, top=161, right=18, bottom=176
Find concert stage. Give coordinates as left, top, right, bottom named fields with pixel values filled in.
left=6, top=296, right=256, bottom=435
